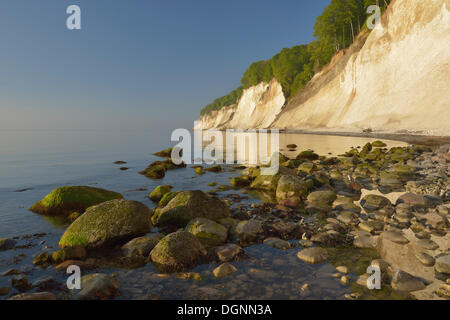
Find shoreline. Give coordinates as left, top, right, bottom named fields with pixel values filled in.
left=279, top=130, right=450, bottom=146
left=197, top=127, right=450, bottom=146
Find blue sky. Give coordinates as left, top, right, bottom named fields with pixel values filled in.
left=0, top=0, right=330, bottom=132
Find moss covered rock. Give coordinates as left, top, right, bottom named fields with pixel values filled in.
left=154, top=147, right=173, bottom=158
left=230, top=176, right=250, bottom=188
left=59, top=199, right=152, bottom=249
left=372, top=141, right=387, bottom=148
left=33, top=252, right=52, bottom=266
left=276, top=175, right=309, bottom=203
left=29, top=186, right=123, bottom=217
left=153, top=190, right=229, bottom=228
left=307, top=191, right=337, bottom=206
left=51, top=246, right=87, bottom=264
left=149, top=185, right=173, bottom=203
left=0, top=238, right=16, bottom=251
left=186, top=217, right=228, bottom=247
left=297, top=161, right=317, bottom=173
left=158, top=191, right=180, bottom=207
left=193, top=166, right=205, bottom=175
left=149, top=231, right=207, bottom=273
left=121, top=234, right=163, bottom=258
left=296, top=150, right=319, bottom=161
left=205, top=165, right=222, bottom=173
left=360, top=194, right=391, bottom=212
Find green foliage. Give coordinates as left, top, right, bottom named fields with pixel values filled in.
left=201, top=0, right=392, bottom=116
left=200, top=87, right=243, bottom=116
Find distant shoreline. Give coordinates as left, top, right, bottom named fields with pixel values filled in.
left=279, top=130, right=450, bottom=146
left=194, top=127, right=450, bottom=146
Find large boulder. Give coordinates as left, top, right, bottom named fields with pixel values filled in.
left=149, top=231, right=207, bottom=273
left=30, top=186, right=122, bottom=216
left=186, top=218, right=228, bottom=247
left=375, top=230, right=437, bottom=283
left=59, top=199, right=152, bottom=249
left=152, top=190, right=229, bottom=228
left=275, top=175, right=309, bottom=203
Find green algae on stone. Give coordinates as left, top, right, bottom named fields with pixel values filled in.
left=372, top=141, right=387, bottom=148
left=153, top=190, right=229, bottom=228
left=0, top=238, right=16, bottom=251
left=150, top=231, right=207, bottom=273
left=59, top=199, right=153, bottom=249
left=205, top=165, right=222, bottom=173
left=29, top=186, right=123, bottom=217
left=158, top=191, right=180, bottom=207
left=149, top=185, right=173, bottom=203
left=186, top=217, right=228, bottom=247
left=230, top=176, right=250, bottom=188
left=51, top=246, right=87, bottom=264
left=193, top=166, right=205, bottom=175
left=296, top=150, right=319, bottom=161
left=154, top=147, right=173, bottom=158
left=33, top=252, right=52, bottom=266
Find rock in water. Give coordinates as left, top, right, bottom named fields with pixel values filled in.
left=59, top=199, right=152, bottom=249
left=275, top=175, right=309, bottom=203
left=150, top=231, right=207, bottom=273
left=186, top=218, right=228, bottom=247
left=360, top=194, right=391, bottom=212
left=297, top=247, right=328, bottom=264
left=121, top=234, right=163, bottom=258
left=75, top=274, right=120, bottom=300
left=235, top=220, right=264, bottom=244
left=149, top=185, right=173, bottom=203
left=0, top=238, right=16, bottom=251
left=307, top=191, right=337, bottom=206
left=213, top=263, right=237, bottom=278
left=153, top=190, right=229, bottom=228
left=29, top=186, right=123, bottom=216
left=215, top=244, right=247, bottom=262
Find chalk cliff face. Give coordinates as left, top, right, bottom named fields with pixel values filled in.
left=198, top=78, right=285, bottom=130
left=198, top=0, right=450, bottom=136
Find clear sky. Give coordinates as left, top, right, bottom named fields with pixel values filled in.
left=0, top=0, right=330, bottom=133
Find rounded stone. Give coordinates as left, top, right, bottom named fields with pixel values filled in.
left=297, top=247, right=328, bottom=264
left=29, top=186, right=122, bottom=216
left=149, top=231, right=207, bottom=273
left=59, top=199, right=153, bottom=249
left=435, top=255, right=450, bottom=274
left=213, top=263, right=237, bottom=278
left=186, top=217, right=228, bottom=247
left=416, top=239, right=439, bottom=251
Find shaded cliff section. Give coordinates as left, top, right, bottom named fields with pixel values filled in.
left=198, top=0, right=450, bottom=136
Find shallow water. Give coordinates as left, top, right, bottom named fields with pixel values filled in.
left=0, top=130, right=407, bottom=300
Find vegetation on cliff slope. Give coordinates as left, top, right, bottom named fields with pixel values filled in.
left=200, top=0, right=391, bottom=116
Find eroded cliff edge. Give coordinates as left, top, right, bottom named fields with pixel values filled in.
left=198, top=0, right=450, bottom=136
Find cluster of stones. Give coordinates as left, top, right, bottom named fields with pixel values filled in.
left=2, top=142, right=448, bottom=300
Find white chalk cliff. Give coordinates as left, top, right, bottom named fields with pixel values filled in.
left=198, top=0, right=450, bottom=136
